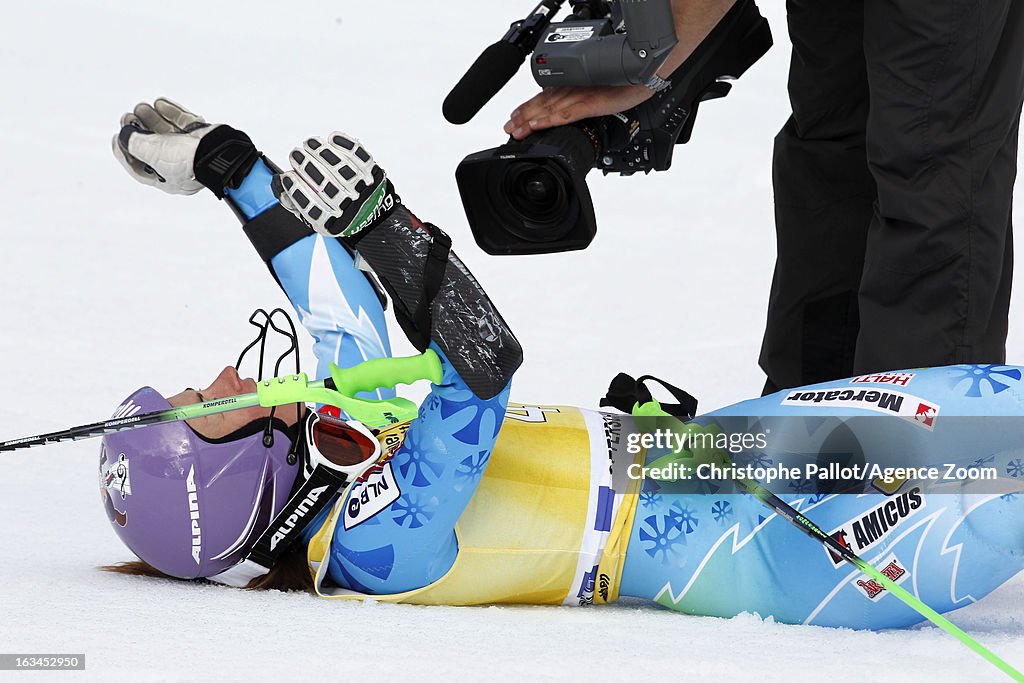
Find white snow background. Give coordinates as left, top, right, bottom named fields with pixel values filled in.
left=1, top=1, right=1023, bottom=681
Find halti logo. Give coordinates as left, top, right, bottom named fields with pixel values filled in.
left=850, top=372, right=915, bottom=386
left=781, top=389, right=940, bottom=430
left=269, top=485, right=330, bottom=550
left=187, top=466, right=202, bottom=564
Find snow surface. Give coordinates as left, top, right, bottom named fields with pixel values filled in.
left=1, top=1, right=1023, bottom=681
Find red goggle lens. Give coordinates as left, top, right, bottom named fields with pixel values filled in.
left=310, top=415, right=379, bottom=467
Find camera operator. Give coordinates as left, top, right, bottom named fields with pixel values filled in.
left=507, top=1, right=1024, bottom=395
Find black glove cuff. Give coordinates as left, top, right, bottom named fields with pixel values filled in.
left=194, top=125, right=260, bottom=199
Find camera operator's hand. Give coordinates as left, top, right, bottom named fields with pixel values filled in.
left=271, top=134, right=399, bottom=239
left=504, top=0, right=735, bottom=140
left=112, top=98, right=260, bottom=197
left=503, top=85, right=653, bottom=140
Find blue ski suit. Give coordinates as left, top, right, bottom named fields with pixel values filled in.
left=231, top=159, right=1024, bottom=630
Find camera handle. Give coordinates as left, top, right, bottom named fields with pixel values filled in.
left=620, top=0, right=678, bottom=69
left=504, top=0, right=569, bottom=53
left=566, top=0, right=612, bottom=21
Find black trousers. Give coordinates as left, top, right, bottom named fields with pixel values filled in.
left=759, top=0, right=1024, bottom=393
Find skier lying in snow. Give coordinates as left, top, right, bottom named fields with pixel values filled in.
left=104, top=99, right=1024, bottom=631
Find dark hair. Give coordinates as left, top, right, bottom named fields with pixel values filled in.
left=101, top=542, right=314, bottom=593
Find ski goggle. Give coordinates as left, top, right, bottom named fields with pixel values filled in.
left=209, top=412, right=381, bottom=589
left=304, top=412, right=382, bottom=477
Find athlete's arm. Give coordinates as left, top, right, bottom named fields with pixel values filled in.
left=225, top=163, right=393, bottom=388
left=111, top=98, right=392, bottom=386
left=273, top=133, right=523, bottom=401
left=272, top=132, right=524, bottom=593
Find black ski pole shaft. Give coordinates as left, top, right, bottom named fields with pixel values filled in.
left=0, top=394, right=262, bottom=453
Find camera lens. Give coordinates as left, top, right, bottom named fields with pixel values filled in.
left=511, top=166, right=561, bottom=214
left=496, top=162, right=579, bottom=243
left=523, top=174, right=554, bottom=203
left=456, top=123, right=599, bottom=254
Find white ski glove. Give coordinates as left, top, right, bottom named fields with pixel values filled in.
left=271, top=133, right=399, bottom=238
left=112, top=98, right=260, bottom=198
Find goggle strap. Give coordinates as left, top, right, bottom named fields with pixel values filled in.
left=242, top=461, right=351, bottom=570
left=209, top=409, right=384, bottom=586
left=207, top=559, right=273, bottom=588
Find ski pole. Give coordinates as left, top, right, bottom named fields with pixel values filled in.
left=0, top=351, right=443, bottom=453
left=735, top=472, right=1024, bottom=681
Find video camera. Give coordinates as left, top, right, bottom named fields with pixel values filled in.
left=444, top=0, right=772, bottom=256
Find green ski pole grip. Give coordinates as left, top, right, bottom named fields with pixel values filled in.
left=329, top=350, right=443, bottom=397
left=252, top=352, right=442, bottom=428
left=257, top=374, right=338, bottom=408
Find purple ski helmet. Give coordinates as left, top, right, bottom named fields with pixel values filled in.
left=99, top=386, right=299, bottom=579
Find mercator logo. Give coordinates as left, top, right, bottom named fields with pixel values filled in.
left=781, top=389, right=940, bottom=430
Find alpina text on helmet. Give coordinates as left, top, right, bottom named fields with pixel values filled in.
left=187, top=465, right=202, bottom=564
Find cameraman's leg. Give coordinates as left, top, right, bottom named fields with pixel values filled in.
left=855, top=0, right=1024, bottom=373
left=760, top=0, right=875, bottom=394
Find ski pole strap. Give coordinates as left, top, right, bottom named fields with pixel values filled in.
left=600, top=372, right=698, bottom=419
